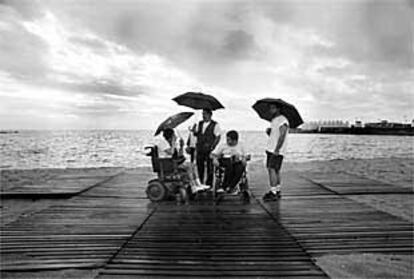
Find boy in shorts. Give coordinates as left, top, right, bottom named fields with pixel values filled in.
left=262, top=103, right=289, bottom=201
left=211, top=130, right=247, bottom=196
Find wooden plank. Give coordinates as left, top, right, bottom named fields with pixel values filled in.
left=3, top=167, right=412, bottom=278
left=101, top=268, right=324, bottom=276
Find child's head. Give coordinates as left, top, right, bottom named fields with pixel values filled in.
left=226, top=130, right=239, bottom=147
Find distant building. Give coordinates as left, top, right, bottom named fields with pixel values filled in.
left=301, top=120, right=349, bottom=131
left=353, top=121, right=363, bottom=128
left=365, top=120, right=411, bottom=129
left=295, top=119, right=413, bottom=135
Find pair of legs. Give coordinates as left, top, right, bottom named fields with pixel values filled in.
left=187, top=147, right=196, bottom=163
left=196, top=151, right=214, bottom=186
left=264, top=152, right=283, bottom=201
left=267, top=167, right=281, bottom=188
left=179, top=162, right=209, bottom=193
left=220, top=158, right=245, bottom=191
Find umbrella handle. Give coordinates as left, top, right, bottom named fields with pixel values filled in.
left=175, top=129, right=183, bottom=141
left=175, top=129, right=186, bottom=149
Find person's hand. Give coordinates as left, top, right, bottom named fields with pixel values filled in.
left=273, top=149, right=280, bottom=156
left=233, top=154, right=240, bottom=162
left=189, top=124, right=196, bottom=133
left=213, top=158, right=220, bottom=167
left=241, top=157, right=247, bottom=166
left=266, top=127, right=271, bottom=136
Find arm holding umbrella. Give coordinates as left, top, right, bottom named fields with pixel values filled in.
left=273, top=124, right=288, bottom=155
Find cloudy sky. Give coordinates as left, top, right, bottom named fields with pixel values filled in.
left=0, top=0, right=412, bottom=130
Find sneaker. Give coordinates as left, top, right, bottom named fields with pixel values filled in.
left=242, top=191, right=250, bottom=204
left=199, top=184, right=210, bottom=191
left=276, top=191, right=281, bottom=199
left=227, top=187, right=239, bottom=195
left=216, top=188, right=225, bottom=194
left=192, top=184, right=209, bottom=193
left=262, top=191, right=280, bottom=202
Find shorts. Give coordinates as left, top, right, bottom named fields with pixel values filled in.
left=266, top=151, right=283, bottom=171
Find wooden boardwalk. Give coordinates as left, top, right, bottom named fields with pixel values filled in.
left=1, top=165, right=413, bottom=278
left=0, top=168, right=122, bottom=199
left=98, top=203, right=326, bottom=278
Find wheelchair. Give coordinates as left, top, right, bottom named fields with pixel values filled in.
left=145, top=145, right=190, bottom=203
left=212, top=154, right=251, bottom=204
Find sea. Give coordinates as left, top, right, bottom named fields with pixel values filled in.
left=1, top=130, right=413, bottom=169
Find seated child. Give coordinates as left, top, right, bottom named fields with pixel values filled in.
left=211, top=130, right=247, bottom=194
left=157, top=128, right=209, bottom=193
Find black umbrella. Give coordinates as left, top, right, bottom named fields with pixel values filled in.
left=252, top=98, right=304, bottom=128
left=154, top=112, right=194, bottom=136
left=173, top=92, right=225, bottom=110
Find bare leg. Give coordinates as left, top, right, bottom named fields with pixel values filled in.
left=276, top=171, right=281, bottom=185
left=188, top=163, right=202, bottom=185
left=183, top=162, right=208, bottom=193
left=267, top=168, right=278, bottom=187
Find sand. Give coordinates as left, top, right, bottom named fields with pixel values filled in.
left=1, top=158, right=413, bottom=279
left=316, top=253, right=413, bottom=279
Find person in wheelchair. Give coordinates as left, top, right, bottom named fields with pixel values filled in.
left=211, top=130, right=247, bottom=195
left=157, top=128, right=209, bottom=193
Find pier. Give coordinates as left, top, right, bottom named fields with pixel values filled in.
left=1, top=164, right=413, bottom=278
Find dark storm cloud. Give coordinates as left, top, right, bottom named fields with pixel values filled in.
left=2, top=0, right=43, bottom=19
left=357, top=0, right=413, bottom=68
left=221, top=30, right=257, bottom=59
left=68, top=79, right=147, bottom=97
left=0, top=0, right=412, bottom=128
left=187, top=29, right=258, bottom=64
left=258, top=0, right=413, bottom=68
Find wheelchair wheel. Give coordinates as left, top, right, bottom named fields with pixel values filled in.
left=146, top=179, right=167, bottom=202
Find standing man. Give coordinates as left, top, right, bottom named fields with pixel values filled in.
left=194, top=109, right=221, bottom=187
left=262, top=103, right=289, bottom=201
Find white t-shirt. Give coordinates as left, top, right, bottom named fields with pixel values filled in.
left=266, top=115, right=289, bottom=155
left=154, top=136, right=178, bottom=158
left=212, top=142, right=246, bottom=159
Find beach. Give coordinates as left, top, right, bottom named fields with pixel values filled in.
left=1, top=157, right=413, bottom=278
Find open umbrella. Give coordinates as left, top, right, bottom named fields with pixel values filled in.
left=252, top=98, right=304, bottom=128
left=173, top=92, right=225, bottom=110
left=154, top=112, right=194, bottom=136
